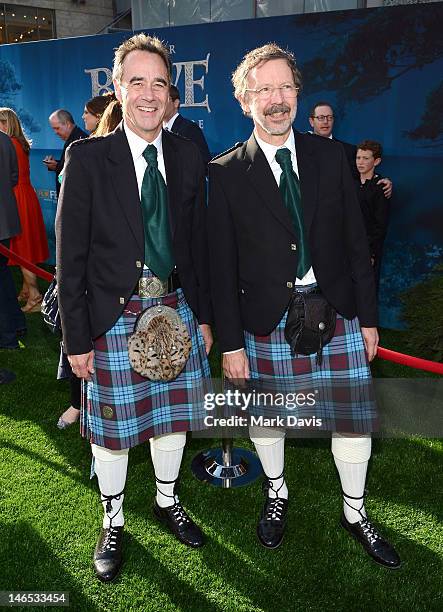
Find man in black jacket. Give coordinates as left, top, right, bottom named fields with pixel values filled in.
left=308, top=101, right=392, bottom=197
left=163, top=85, right=211, bottom=166
left=56, top=34, right=212, bottom=582
left=44, top=109, right=87, bottom=194
left=208, top=43, right=400, bottom=568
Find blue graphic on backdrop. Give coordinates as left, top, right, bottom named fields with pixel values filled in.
left=0, top=3, right=442, bottom=328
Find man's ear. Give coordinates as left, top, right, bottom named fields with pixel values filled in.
left=173, top=98, right=180, bottom=112
left=308, top=116, right=314, bottom=129
left=238, top=93, right=250, bottom=116
left=374, top=157, right=381, bottom=167
left=113, top=80, right=123, bottom=104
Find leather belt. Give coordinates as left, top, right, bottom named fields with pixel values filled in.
left=135, top=271, right=181, bottom=298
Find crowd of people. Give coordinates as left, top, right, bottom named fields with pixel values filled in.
left=0, top=33, right=396, bottom=583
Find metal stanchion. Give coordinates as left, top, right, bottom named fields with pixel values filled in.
left=191, top=437, right=262, bottom=487
left=192, top=371, right=262, bottom=487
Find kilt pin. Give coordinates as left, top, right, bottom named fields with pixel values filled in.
left=82, top=273, right=210, bottom=451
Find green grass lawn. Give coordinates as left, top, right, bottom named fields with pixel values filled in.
left=0, top=274, right=442, bottom=612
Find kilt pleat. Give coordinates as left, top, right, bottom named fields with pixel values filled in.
left=81, top=271, right=210, bottom=450
left=244, top=310, right=378, bottom=433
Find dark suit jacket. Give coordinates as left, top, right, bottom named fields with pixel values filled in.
left=55, top=125, right=87, bottom=195
left=332, top=137, right=358, bottom=179
left=208, top=130, right=376, bottom=353
left=171, top=114, right=211, bottom=166
left=56, top=124, right=211, bottom=355
left=0, top=131, right=20, bottom=241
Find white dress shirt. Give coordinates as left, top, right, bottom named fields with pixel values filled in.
left=124, top=122, right=167, bottom=196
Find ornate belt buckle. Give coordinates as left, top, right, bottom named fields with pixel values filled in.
left=138, top=276, right=168, bottom=298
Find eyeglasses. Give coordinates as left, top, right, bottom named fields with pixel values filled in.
left=245, top=84, right=300, bottom=100
left=313, top=114, right=334, bottom=122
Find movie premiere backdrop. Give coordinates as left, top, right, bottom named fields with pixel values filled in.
left=0, top=3, right=442, bottom=328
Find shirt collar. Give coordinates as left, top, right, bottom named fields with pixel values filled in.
left=124, top=122, right=163, bottom=163
left=163, top=112, right=179, bottom=131
left=254, top=129, right=296, bottom=166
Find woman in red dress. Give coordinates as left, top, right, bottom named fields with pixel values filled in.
left=0, top=108, right=49, bottom=312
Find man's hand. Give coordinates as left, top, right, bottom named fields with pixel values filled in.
left=377, top=177, right=392, bottom=199
left=361, top=327, right=379, bottom=362
left=43, top=157, right=57, bottom=171
left=223, top=349, right=250, bottom=386
left=199, top=324, right=213, bottom=355
left=68, top=350, right=95, bottom=381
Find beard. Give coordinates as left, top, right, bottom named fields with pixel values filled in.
left=256, top=103, right=296, bottom=136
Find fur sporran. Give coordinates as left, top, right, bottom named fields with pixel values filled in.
left=128, top=305, right=191, bottom=381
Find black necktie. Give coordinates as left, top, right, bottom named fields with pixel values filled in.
left=140, top=145, right=175, bottom=281
left=275, top=147, right=311, bottom=278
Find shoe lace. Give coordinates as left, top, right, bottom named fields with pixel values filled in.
left=360, top=519, right=381, bottom=545
left=102, top=525, right=120, bottom=552
left=170, top=501, right=191, bottom=527
left=265, top=497, right=285, bottom=522
left=264, top=471, right=286, bottom=521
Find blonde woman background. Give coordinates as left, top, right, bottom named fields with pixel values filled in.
left=0, top=108, right=49, bottom=312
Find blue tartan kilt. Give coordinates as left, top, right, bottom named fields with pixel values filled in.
left=244, top=311, right=378, bottom=434
left=81, top=275, right=211, bottom=450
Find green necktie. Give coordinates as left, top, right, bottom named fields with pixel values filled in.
left=140, top=144, right=175, bottom=281
left=275, top=147, right=311, bottom=279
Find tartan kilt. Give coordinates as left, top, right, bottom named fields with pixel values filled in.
left=244, top=310, right=378, bottom=434
left=81, top=275, right=211, bottom=450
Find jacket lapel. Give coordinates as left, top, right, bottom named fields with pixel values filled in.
left=294, top=130, right=318, bottom=238
left=107, top=123, right=144, bottom=250
left=244, top=133, right=295, bottom=236
left=161, top=129, right=180, bottom=237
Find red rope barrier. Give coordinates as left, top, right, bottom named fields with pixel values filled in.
left=0, top=242, right=54, bottom=282
left=2, top=242, right=441, bottom=374
left=377, top=347, right=443, bottom=375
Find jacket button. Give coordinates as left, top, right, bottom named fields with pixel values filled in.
left=102, top=405, right=114, bottom=419
left=291, top=243, right=297, bottom=250
left=119, top=297, right=125, bottom=304
left=286, top=281, right=293, bottom=288
left=136, top=260, right=142, bottom=268
left=240, top=289, right=245, bottom=294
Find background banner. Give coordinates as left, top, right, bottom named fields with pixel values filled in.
left=1, top=3, right=442, bottom=328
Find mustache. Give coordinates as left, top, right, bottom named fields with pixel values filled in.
left=264, top=104, right=291, bottom=116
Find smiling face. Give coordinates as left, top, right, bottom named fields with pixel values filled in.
left=82, top=107, right=99, bottom=132
left=114, top=50, right=169, bottom=142
left=240, top=58, right=297, bottom=146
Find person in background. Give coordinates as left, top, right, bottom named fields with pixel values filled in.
left=0, top=108, right=49, bottom=313
left=0, top=128, right=26, bottom=349
left=44, top=110, right=87, bottom=195
left=356, top=140, right=390, bottom=293
left=57, top=94, right=121, bottom=430
left=308, top=101, right=393, bottom=198
left=163, top=85, right=211, bottom=166
left=94, top=95, right=122, bottom=137
left=82, top=93, right=117, bottom=136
